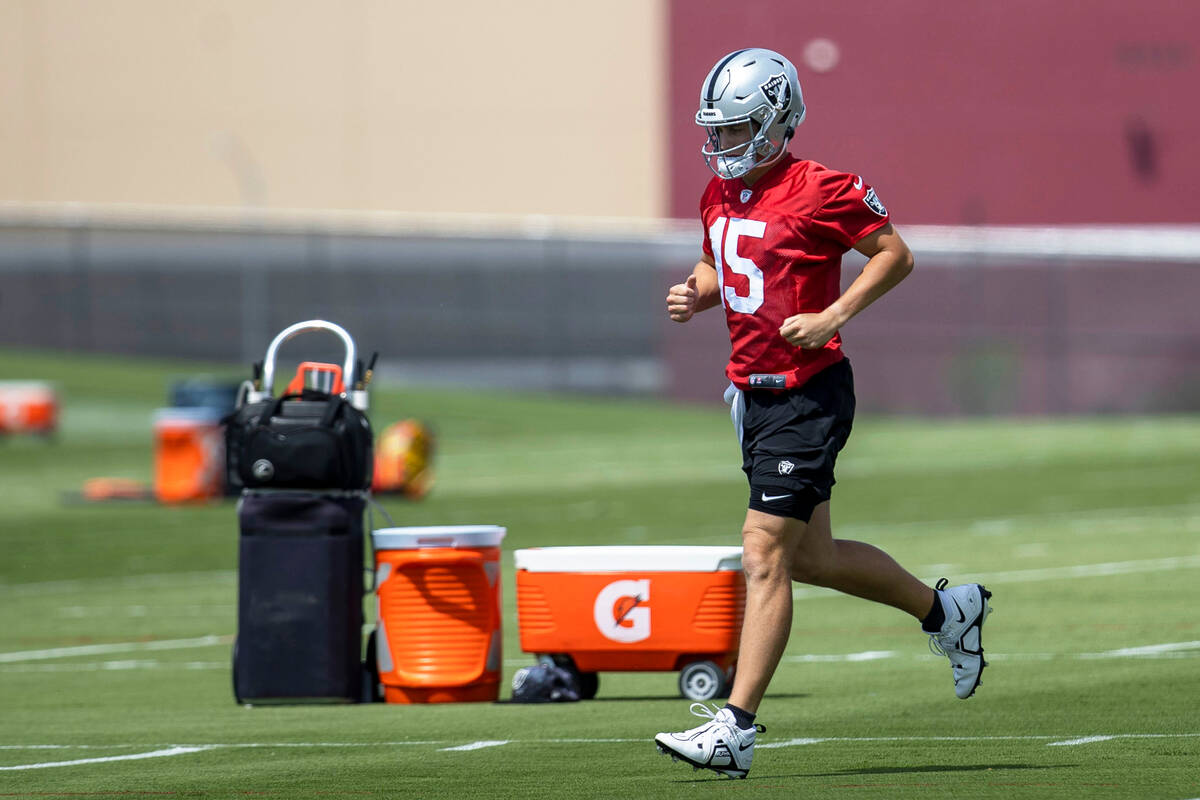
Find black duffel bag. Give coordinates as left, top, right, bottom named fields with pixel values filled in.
left=226, top=390, right=373, bottom=491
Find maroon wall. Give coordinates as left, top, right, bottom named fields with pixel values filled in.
left=669, top=1, right=1200, bottom=225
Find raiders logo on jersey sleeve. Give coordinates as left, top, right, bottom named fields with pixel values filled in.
left=863, top=187, right=888, bottom=216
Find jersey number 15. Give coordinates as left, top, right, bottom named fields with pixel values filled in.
left=709, top=216, right=765, bottom=315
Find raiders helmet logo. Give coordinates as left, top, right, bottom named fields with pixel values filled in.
left=759, top=73, right=791, bottom=110
left=864, top=188, right=888, bottom=216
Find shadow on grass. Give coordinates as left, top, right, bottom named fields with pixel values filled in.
left=803, top=763, right=1063, bottom=777
left=669, top=764, right=1065, bottom=784
left=496, top=694, right=811, bottom=705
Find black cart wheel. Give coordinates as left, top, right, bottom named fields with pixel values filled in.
left=576, top=670, right=599, bottom=700
left=678, top=660, right=727, bottom=701
left=231, top=636, right=242, bottom=705
left=538, top=654, right=599, bottom=700
left=361, top=630, right=381, bottom=703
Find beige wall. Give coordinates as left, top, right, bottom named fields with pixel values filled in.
left=0, top=0, right=665, bottom=216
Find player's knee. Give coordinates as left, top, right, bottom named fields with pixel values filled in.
left=740, top=525, right=791, bottom=584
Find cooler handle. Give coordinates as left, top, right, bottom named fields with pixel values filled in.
left=400, top=549, right=485, bottom=567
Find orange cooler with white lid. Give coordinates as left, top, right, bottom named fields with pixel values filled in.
left=514, top=546, right=745, bottom=700
left=0, top=381, right=58, bottom=435
left=372, top=525, right=505, bottom=703
left=153, top=407, right=224, bottom=503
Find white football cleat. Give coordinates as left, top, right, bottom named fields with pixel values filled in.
left=654, top=704, right=763, bottom=779
left=928, top=579, right=992, bottom=699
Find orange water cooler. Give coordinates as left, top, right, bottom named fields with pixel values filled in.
left=0, top=381, right=58, bottom=435
left=153, top=408, right=224, bottom=503
left=515, top=546, right=745, bottom=700
left=372, top=526, right=506, bottom=703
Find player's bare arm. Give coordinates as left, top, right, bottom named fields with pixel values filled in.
left=666, top=254, right=720, bottom=323
left=778, top=224, right=914, bottom=349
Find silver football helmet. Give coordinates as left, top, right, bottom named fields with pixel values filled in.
left=696, top=48, right=806, bottom=179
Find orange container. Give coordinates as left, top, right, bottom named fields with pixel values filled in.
left=152, top=408, right=224, bottom=503
left=372, top=526, right=506, bottom=703
left=515, top=546, right=745, bottom=700
left=0, top=381, right=58, bottom=435
left=284, top=362, right=345, bottom=396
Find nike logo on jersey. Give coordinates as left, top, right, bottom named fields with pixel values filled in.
left=760, top=492, right=791, bottom=503
left=853, top=175, right=863, bottom=190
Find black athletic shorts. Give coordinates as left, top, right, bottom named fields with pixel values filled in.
left=732, top=358, right=855, bottom=523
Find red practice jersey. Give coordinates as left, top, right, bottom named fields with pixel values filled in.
left=700, top=154, right=890, bottom=390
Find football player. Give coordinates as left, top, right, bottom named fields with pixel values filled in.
left=654, top=48, right=992, bottom=779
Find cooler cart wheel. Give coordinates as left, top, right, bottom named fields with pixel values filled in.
left=678, top=660, right=727, bottom=701
left=361, top=630, right=380, bottom=703
left=231, top=636, right=243, bottom=705
left=538, top=654, right=599, bottom=700
left=576, top=671, right=599, bottom=700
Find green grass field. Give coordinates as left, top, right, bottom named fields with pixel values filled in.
left=2, top=348, right=1199, bottom=799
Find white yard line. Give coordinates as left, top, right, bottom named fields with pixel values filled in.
left=0, top=659, right=226, bottom=673
left=3, top=734, right=1196, bottom=768
left=772, top=641, right=1200, bottom=665
left=758, top=738, right=831, bottom=748
left=4, top=733, right=1197, bottom=756
left=438, top=740, right=510, bottom=752
left=1047, top=735, right=1115, bottom=747
left=0, top=635, right=231, bottom=664
left=760, top=733, right=1200, bottom=750
left=0, top=742, right=447, bottom=750
left=0, top=746, right=211, bottom=771
left=1082, top=641, right=1200, bottom=658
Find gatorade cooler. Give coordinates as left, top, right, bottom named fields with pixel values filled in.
left=372, top=526, right=506, bottom=703
left=514, top=546, right=744, bottom=701
left=153, top=408, right=224, bottom=503
left=0, top=381, right=58, bottom=435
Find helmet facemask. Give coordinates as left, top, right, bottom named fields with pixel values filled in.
left=698, top=105, right=787, bottom=180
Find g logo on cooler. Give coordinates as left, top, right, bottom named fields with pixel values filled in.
left=593, top=579, right=650, bottom=643
left=252, top=459, right=275, bottom=481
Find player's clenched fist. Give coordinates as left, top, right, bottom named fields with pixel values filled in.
left=666, top=274, right=699, bottom=323
left=779, top=311, right=838, bottom=349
